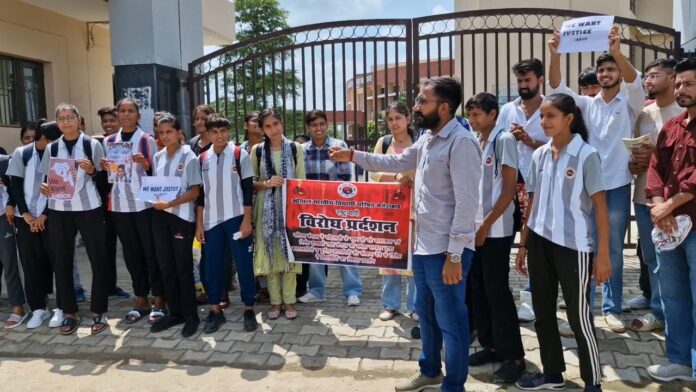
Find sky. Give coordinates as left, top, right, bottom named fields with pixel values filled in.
left=279, top=0, right=454, bottom=27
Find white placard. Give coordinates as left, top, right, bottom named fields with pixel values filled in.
left=138, top=176, right=181, bottom=203
left=558, top=15, right=615, bottom=54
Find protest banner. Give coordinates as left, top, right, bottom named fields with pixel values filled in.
left=106, top=141, right=133, bottom=183
left=285, top=179, right=411, bottom=270
left=558, top=15, right=615, bottom=54
left=138, top=176, right=181, bottom=203
left=48, top=158, right=77, bottom=200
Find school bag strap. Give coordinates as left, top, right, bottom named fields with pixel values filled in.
left=381, top=134, right=393, bottom=154
left=255, top=141, right=298, bottom=174
left=22, top=145, right=33, bottom=166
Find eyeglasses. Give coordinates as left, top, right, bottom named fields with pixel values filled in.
left=57, top=115, right=78, bottom=123
left=645, top=73, right=671, bottom=81
left=414, top=96, right=444, bottom=106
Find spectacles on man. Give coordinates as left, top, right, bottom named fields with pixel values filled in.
left=645, top=73, right=671, bottom=81
left=414, top=96, right=444, bottom=106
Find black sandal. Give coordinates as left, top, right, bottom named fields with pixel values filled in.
left=124, top=308, right=148, bottom=324
left=91, top=315, right=108, bottom=335
left=60, top=317, right=81, bottom=335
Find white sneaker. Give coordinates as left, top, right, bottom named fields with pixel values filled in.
left=559, top=321, right=574, bottom=337
left=26, top=309, right=51, bottom=329
left=48, top=308, right=64, bottom=328
left=648, top=363, right=696, bottom=382
left=517, top=290, right=535, bottom=322
left=630, top=313, right=665, bottom=332
left=379, top=309, right=396, bottom=321
left=298, top=292, right=326, bottom=303
left=604, top=313, right=626, bottom=333
left=347, top=295, right=360, bottom=306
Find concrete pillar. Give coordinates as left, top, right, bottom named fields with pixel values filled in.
left=109, top=0, right=203, bottom=135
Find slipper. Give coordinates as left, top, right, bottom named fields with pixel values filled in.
left=60, top=316, right=81, bottom=335
left=219, top=297, right=230, bottom=309
left=91, top=314, right=108, bottom=335
left=267, top=308, right=281, bottom=320
left=148, top=308, right=167, bottom=325
left=3, top=313, right=28, bottom=329
left=284, top=308, right=298, bottom=320
left=124, top=308, right=148, bottom=324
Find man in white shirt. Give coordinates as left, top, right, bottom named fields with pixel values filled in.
left=548, top=28, right=646, bottom=333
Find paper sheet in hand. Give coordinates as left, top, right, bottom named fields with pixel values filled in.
left=138, top=176, right=180, bottom=203
left=106, top=141, right=133, bottom=183
left=622, top=134, right=652, bottom=155
left=48, top=158, right=77, bottom=200
left=558, top=15, right=615, bottom=54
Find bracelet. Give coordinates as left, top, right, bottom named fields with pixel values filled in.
left=264, top=180, right=270, bottom=188
left=519, top=245, right=527, bottom=249
left=349, top=148, right=355, bottom=162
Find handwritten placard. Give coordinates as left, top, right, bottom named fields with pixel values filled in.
left=48, top=158, right=77, bottom=200
left=138, top=176, right=181, bottom=203
left=558, top=15, right=615, bottom=54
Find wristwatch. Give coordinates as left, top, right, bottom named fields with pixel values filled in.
left=448, top=252, right=462, bottom=264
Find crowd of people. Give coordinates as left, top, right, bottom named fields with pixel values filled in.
left=1, top=27, right=696, bottom=392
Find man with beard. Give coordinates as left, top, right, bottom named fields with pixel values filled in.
left=548, top=27, right=645, bottom=333
left=627, top=59, right=682, bottom=333
left=329, top=77, right=481, bottom=392
left=495, top=58, right=550, bottom=324
left=645, top=56, right=696, bottom=382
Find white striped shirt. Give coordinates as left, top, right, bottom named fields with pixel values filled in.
left=39, top=133, right=105, bottom=212
left=105, top=128, right=157, bottom=212
left=152, top=145, right=203, bottom=222
left=7, top=144, right=47, bottom=217
left=200, top=142, right=253, bottom=231
left=476, top=128, right=518, bottom=238
left=527, top=135, right=605, bottom=252
left=0, top=156, right=9, bottom=213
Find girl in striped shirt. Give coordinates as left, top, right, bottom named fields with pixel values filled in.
left=149, top=113, right=202, bottom=337
left=515, top=94, right=611, bottom=392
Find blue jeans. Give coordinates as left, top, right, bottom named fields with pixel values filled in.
left=204, top=215, right=256, bottom=307
left=634, top=203, right=663, bottom=320
left=656, top=231, right=696, bottom=377
left=307, top=264, right=362, bottom=299
left=413, top=249, right=472, bottom=392
left=589, top=184, right=630, bottom=315
left=381, top=274, right=416, bottom=312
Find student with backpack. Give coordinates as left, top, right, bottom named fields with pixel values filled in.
left=39, top=103, right=111, bottom=335
left=101, top=98, right=162, bottom=325
left=465, top=93, right=526, bottom=383
left=149, top=113, right=202, bottom=337
left=195, top=114, right=258, bottom=333
left=251, top=108, right=306, bottom=321
left=515, top=94, right=610, bottom=392
left=7, top=121, right=62, bottom=329
left=371, top=103, right=417, bottom=323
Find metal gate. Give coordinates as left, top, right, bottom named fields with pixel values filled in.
left=188, top=8, right=682, bottom=144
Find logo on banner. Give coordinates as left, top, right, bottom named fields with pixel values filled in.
left=337, top=183, right=358, bottom=199
left=565, top=167, right=576, bottom=179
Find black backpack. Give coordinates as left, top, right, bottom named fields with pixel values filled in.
left=255, top=142, right=298, bottom=174
left=491, top=130, right=524, bottom=233
left=50, top=136, right=94, bottom=162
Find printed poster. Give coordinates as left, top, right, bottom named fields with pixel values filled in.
left=558, top=15, right=615, bottom=54
left=48, top=158, right=76, bottom=200
left=285, top=179, right=412, bottom=270
left=138, top=176, right=181, bottom=203
left=107, top=142, right=133, bottom=183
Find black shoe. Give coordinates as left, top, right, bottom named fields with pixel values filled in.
left=182, top=317, right=200, bottom=337
left=203, top=310, right=225, bottom=333
left=583, top=384, right=602, bottom=392
left=494, top=359, right=527, bottom=383
left=469, top=349, right=502, bottom=366
left=150, top=314, right=185, bottom=333
left=410, top=326, right=421, bottom=339
left=243, top=309, right=258, bottom=332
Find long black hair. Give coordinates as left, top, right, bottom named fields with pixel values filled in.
left=258, top=107, right=285, bottom=178
left=543, top=93, right=589, bottom=142
left=385, top=102, right=415, bottom=139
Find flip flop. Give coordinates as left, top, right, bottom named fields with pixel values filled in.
left=60, top=316, right=81, bottom=335
left=148, top=308, right=167, bottom=325
left=284, top=308, right=298, bottom=320
left=124, top=308, right=148, bottom=324
left=91, top=314, right=108, bottom=335
left=3, top=313, right=28, bottom=329
left=267, top=308, right=281, bottom=320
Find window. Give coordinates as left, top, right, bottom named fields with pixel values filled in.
left=0, top=55, right=46, bottom=127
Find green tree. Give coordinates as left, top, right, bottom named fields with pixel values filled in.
left=214, top=0, right=301, bottom=139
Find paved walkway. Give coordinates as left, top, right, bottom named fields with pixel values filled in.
left=0, top=244, right=694, bottom=391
